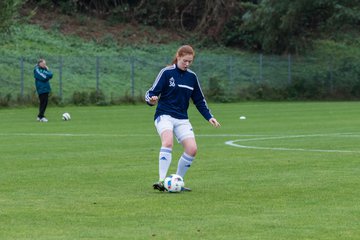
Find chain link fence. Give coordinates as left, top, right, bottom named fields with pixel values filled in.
left=1, top=53, right=360, bottom=104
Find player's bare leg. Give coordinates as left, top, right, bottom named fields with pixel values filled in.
left=182, top=137, right=197, bottom=157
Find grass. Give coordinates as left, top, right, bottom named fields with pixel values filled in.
left=0, top=102, right=359, bottom=239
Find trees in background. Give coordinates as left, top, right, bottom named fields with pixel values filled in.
left=225, top=0, right=360, bottom=53
left=0, top=0, right=22, bottom=33
left=4, top=0, right=360, bottom=53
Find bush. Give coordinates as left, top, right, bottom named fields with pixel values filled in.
left=205, top=76, right=233, bottom=102
left=72, top=91, right=89, bottom=105
left=89, top=89, right=106, bottom=105
left=0, top=93, right=12, bottom=107
left=71, top=89, right=108, bottom=105
left=0, top=0, right=21, bottom=33
left=351, top=80, right=360, bottom=98
left=287, top=74, right=328, bottom=100
left=16, top=93, right=37, bottom=106
left=110, top=90, right=144, bottom=105
left=49, top=94, right=62, bottom=106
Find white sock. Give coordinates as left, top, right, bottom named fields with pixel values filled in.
left=159, top=147, right=172, bottom=181
left=176, top=152, right=194, bottom=178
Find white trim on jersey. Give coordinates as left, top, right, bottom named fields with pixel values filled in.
left=149, top=64, right=176, bottom=91
left=178, top=84, right=194, bottom=91
left=145, top=64, right=176, bottom=102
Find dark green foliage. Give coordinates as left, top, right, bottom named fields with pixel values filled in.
left=6, top=0, right=360, bottom=53
left=225, top=0, right=360, bottom=53
left=16, top=93, right=36, bottom=106
left=288, top=75, right=329, bottom=100
left=0, top=0, right=22, bottom=33
left=71, top=89, right=106, bottom=105
left=0, top=94, right=12, bottom=107
left=331, top=57, right=360, bottom=99
left=72, top=91, right=90, bottom=105
left=351, top=80, right=360, bottom=98
left=49, top=94, right=62, bottom=106
left=110, top=91, right=142, bottom=105
left=89, top=89, right=106, bottom=105
left=205, top=76, right=233, bottom=103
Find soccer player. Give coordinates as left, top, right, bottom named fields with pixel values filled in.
left=34, top=59, right=53, bottom=122
left=145, top=45, right=220, bottom=192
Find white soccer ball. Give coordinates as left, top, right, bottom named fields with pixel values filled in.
left=164, top=174, right=184, bottom=193
left=62, top=112, right=71, bottom=121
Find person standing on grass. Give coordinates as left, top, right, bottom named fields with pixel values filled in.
left=34, top=58, right=53, bottom=122
left=145, top=45, right=220, bottom=192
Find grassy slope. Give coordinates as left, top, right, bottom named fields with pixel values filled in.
left=1, top=22, right=360, bottom=102
left=0, top=24, right=246, bottom=101
left=0, top=102, right=359, bottom=239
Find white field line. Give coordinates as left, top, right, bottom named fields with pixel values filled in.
left=0, top=133, right=262, bottom=138
left=0, top=133, right=156, bottom=137
left=2, top=132, right=360, bottom=153
left=225, top=133, right=360, bottom=153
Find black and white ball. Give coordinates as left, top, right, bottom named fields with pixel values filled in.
left=62, top=112, right=71, bottom=121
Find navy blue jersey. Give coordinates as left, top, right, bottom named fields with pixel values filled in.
left=145, top=64, right=213, bottom=121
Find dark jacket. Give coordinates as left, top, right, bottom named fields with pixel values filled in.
left=145, top=64, right=213, bottom=121
left=34, top=65, right=53, bottom=94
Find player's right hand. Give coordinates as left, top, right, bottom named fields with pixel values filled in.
left=149, top=96, right=158, bottom=105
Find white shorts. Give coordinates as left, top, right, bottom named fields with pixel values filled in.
left=154, top=115, right=195, bottom=142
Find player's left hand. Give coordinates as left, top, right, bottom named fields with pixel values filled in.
left=209, top=118, right=220, bottom=128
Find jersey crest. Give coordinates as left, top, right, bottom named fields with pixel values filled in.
left=169, top=77, right=175, bottom=87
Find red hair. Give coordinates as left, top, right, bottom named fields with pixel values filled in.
left=171, top=45, right=195, bottom=64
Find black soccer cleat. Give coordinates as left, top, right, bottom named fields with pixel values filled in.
left=153, top=181, right=166, bottom=192
left=181, top=186, right=192, bottom=192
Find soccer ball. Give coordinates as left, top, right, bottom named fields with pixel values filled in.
left=62, top=112, right=71, bottom=121
left=164, top=174, right=184, bottom=193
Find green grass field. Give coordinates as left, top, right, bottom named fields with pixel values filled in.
left=0, top=102, right=359, bottom=239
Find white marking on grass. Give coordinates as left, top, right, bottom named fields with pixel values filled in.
left=0, top=133, right=156, bottom=137
left=2, top=132, right=360, bottom=153
left=197, top=134, right=265, bottom=137
left=225, top=133, right=360, bottom=153
left=0, top=133, right=262, bottom=138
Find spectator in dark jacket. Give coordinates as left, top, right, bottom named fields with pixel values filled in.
left=34, top=59, right=53, bottom=122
